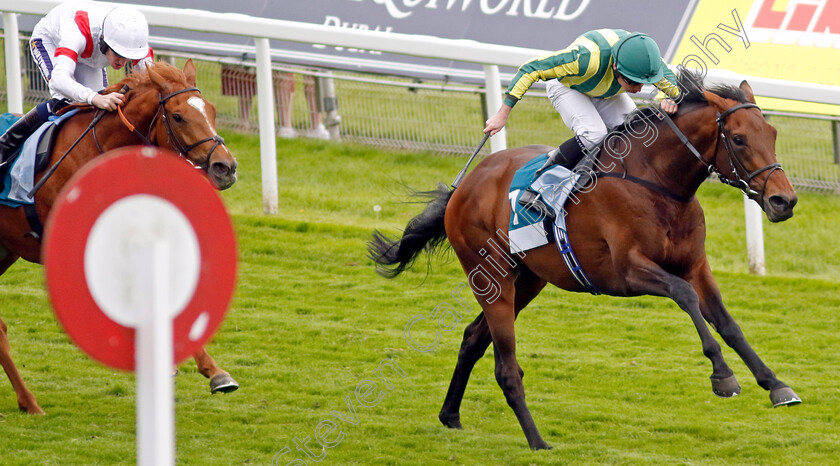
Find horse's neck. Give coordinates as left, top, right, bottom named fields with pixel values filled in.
left=99, top=89, right=159, bottom=150
left=626, top=106, right=719, bottom=199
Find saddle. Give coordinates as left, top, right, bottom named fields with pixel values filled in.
left=517, top=147, right=598, bottom=219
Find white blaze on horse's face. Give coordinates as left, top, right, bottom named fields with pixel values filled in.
left=187, top=96, right=218, bottom=136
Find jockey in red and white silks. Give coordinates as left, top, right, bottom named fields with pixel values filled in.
left=0, top=1, right=153, bottom=167
left=30, top=0, right=153, bottom=108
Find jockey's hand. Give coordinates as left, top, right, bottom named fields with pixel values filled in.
left=484, top=104, right=512, bottom=136
left=91, top=92, right=125, bottom=111
left=660, top=98, right=678, bottom=114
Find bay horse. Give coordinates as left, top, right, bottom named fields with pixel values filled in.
left=369, top=70, right=800, bottom=449
left=0, top=60, right=238, bottom=415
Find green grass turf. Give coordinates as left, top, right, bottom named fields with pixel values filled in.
left=1, top=134, right=839, bottom=465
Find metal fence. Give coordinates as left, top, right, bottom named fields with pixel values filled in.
left=3, top=39, right=839, bottom=193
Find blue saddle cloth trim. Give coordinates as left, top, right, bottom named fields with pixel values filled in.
left=508, top=153, right=601, bottom=295
left=0, top=109, right=78, bottom=207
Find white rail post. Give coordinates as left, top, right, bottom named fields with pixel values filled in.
left=744, top=194, right=766, bottom=276
left=255, top=38, right=278, bottom=214
left=483, top=64, right=506, bottom=153
left=3, top=12, right=24, bottom=113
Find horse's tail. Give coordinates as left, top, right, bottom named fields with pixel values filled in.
left=368, top=183, right=454, bottom=278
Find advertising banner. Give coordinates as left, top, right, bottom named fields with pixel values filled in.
left=670, top=0, right=840, bottom=114
left=86, top=0, right=698, bottom=82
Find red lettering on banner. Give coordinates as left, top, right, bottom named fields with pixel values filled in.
left=753, top=0, right=784, bottom=29
left=787, top=4, right=817, bottom=31
left=813, top=0, right=840, bottom=33
left=747, top=0, right=840, bottom=47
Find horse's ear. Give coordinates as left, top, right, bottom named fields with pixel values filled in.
left=739, top=80, right=757, bottom=104
left=183, top=59, right=197, bottom=87
left=703, top=91, right=728, bottom=113
left=147, top=64, right=171, bottom=94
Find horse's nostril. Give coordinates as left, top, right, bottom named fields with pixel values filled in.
left=211, top=161, right=232, bottom=177
left=768, top=195, right=790, bottom=210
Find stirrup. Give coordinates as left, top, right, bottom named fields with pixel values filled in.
left=517, top=189, right=556, bottom=221
left=534, top=147, right=561, bottom=178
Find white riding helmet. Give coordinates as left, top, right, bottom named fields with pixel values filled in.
left=102, top=7, right=149, bottom=60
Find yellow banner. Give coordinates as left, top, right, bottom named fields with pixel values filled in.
left=671, top=0, right=840, bottom=115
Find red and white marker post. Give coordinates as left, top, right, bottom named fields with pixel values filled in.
left=43, top=146, right=237, bottom=466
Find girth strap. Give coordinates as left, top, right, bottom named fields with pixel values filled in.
left=597, top=172, right=694, bottom=203
left=24, top=204, right=43, bottom=240
left=553, top=224, right=601, bottom=295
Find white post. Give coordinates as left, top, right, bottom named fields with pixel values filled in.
left=135, top=241, right=175, bottom=466
left=744, top=194, right=766, bottom=276
left=3, top=12, right=24, bottom=113
left=483, top=64, right=506, bottom=153
left=255, top=37, right=278, bottom=214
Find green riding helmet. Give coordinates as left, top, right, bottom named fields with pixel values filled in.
left=612, top=33, right=665, bottom=84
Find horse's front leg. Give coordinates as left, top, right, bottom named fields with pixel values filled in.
left=690, top=264, right=801, bottom=407
left=625, top=252, right=736, bottom=395
left=192, top=347, right=239, bottom=394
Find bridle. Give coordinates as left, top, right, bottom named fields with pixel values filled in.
left=660, top=102, right=783, bottom=202
left=100, top=86, right=227, bottom=169
left=712, top=103, right=783, bottom=201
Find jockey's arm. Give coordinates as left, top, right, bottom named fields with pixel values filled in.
left=50, top=55, right=124, bottom=111
left=655, top=60, right=680, bottom=114
left=49, top=54, right=99, bottom=105
left=484, top=103, right=512, bottom=136
left=486, top=48, right=579, bottom=134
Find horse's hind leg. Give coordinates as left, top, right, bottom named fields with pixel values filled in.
left=0, top=313, right=44, bottom=414
left=192, top=347, right=239, bottom=394
left=692, top=265, right=800, bottom=406
left=444, top=249, right=550, bottom=449
left=439, top=269, right=546, bottom=429
left=439, top=311, right=490, bottom=429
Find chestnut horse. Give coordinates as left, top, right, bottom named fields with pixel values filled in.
left=0, top=60, right=238, bottom=415
left=369, top=71, right=800, bottom=449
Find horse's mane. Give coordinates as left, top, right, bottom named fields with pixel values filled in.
left=611, top=67, right=749, bottom=136
left=58, top=61, right=188, bottom=115
left=106, top=60, right=188, bottom=95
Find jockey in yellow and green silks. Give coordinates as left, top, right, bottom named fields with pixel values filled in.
left=485, top=29, right=680, bottom=169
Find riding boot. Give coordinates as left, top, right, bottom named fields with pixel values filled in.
left=0, top=103, right=51, bottom=169
left=535, top=135, right=588, bottom=177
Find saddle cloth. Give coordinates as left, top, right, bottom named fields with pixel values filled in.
left=508, top=153, right=580, bottom=254
left=0, top=110, right=78, bottom=207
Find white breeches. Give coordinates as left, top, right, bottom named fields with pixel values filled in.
left=545, top=79, right=637, bottom=150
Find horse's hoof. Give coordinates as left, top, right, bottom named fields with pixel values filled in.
left=530, top=440, right=553, bottom=450
left=210, top=373, right=239, bottom=394
left=18, top=403, right=45, bottom=415
left=439, top=412, right=462, bottom=429
left=711, top=375, right=741, bottom=397
left=770, top=386, right=802, bottom=407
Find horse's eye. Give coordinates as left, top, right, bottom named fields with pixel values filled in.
left=732, top=134, right=747, bottom=146
left=172, top=113, right=184, bottom=123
